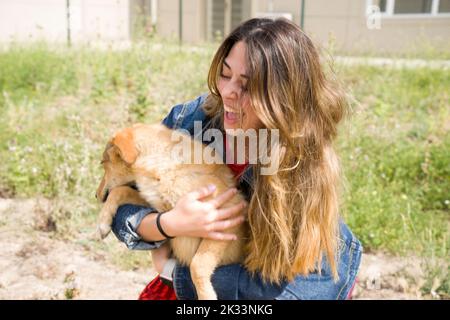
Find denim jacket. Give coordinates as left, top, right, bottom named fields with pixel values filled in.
left=111, top=93, right=363, bottom=300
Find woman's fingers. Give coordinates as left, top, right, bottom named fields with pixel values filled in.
left=207, top=215, right=245, bottom=232
left=208, top=187, right=237, bottom=208
left=189, top=184, right=217, bottom=200
left=215, top=201, right=247, bottom=220
left=203, top=199, right=247, bottom=240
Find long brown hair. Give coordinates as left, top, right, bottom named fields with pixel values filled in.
left=203, top=18, right=347, bottom=283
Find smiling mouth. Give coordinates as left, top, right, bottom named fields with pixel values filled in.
left=225, top=111, right=239, bottom=121
left=224, top=107, right=242, bottom=123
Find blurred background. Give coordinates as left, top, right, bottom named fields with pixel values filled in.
left=0, top=0, right=448, bottom=300
left=1, top=0, right=450, bottom=53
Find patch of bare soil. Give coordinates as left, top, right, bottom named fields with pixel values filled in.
left=352, top=252, right=427, bottom=299
left=0, top=198, right=155, bottom=300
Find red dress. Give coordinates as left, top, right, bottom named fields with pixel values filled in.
left=139, top=136, right=248, bottom=300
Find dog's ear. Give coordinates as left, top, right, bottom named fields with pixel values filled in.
left=112, top=128, right=138, bottom=165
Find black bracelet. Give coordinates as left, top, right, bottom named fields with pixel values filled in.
left=156, top=212, right=175, bottom=239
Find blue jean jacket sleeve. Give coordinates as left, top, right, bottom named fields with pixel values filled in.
left=111, top=204, right=168, bottom=250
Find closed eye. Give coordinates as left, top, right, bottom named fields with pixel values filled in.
left=220, top=62, right=231, bottom=79
left=220, top=73, right=248, bottom=92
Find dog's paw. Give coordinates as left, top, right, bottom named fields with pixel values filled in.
left=197, top=290, right=218, bottom=300
left=197, top=293, right=218, bottom=300
left=97, top=223, right=111, bottom=239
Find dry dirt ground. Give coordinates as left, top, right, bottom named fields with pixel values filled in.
left=0, top=197, right=154, bottom=300
left=0, top=198, right=434, bottom=300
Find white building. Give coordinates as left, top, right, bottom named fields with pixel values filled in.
left=0, top=0, right=449, bottom=54
left=0, top=0, right=133, bottom=43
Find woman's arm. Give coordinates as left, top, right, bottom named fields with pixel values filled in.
left=112, top=185, right=246, bottom=249
left=111, top=204, right=167, bottom=250
left=136, top=211, right=171, bottom=242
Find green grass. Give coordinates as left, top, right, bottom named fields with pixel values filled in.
left=336, top=65, right=449, bottom=254
left=0, top=41, right=448, bottom=296
left=335, top=64, right=450, bottom=297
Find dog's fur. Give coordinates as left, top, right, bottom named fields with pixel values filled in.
left=96, top=123, right=248, bottom=300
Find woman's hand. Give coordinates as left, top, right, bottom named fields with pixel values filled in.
left=151, top=242, right=172, bottom=274
left=161, top=184, right=247, bottom=241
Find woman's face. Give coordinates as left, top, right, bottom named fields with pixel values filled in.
left=217, top=41, right=264, bottom=132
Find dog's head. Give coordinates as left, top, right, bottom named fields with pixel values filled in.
left=96, top=127, right=139, bottom=203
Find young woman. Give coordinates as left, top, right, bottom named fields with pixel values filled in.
left=111, top=17, right=362, bottom=300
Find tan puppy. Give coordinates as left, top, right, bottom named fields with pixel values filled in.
left=96, top=123, right=248, bottom=300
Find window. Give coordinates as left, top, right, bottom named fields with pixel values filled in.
left=439, top=0, right=450, bottom=12
left=394, top=0, right=432, bottom=14
left=209, top=0, right=244, bottom=41
left=368, top=0, right=450, bottom=16
left=373, top=0, right=387, bottom=13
